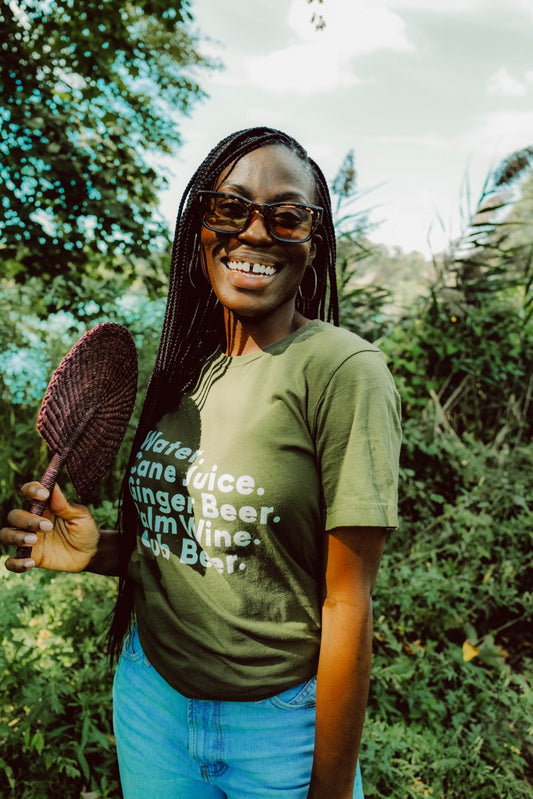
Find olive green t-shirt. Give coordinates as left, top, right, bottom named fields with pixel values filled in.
left=128, top=320, right=401, bottom=700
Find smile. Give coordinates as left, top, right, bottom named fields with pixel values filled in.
left=226, top=260, right=278, bottom=277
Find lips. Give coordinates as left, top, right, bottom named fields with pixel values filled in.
left=225, top=259, right=278, bottom=277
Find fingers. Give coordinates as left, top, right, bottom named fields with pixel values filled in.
left=5, top=507, right=53, bottom=533
left=1, top=515, right=46, bottom=572
left=2, top=553, right=36, bottom=573
left=0, top=528, right=38, bottom=547
left=2, top=481, right=92, bottom=574
left=3, top=558, right=35, bottom=573
left=20, top=481, right=50, bottom=503
left=1, top=482, right=52, bottom=573
left=0, top=526, right=38, bottom=572
left=23, top=481, right=85, bottom=521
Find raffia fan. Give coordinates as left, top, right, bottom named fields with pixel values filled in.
left=16, top=323, right=138, bottom=559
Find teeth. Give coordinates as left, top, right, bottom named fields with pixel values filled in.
left=227, top=260, right=276, bottom=276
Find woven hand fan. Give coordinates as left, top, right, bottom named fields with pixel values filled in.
left=16, top=322, right=138, bottom=559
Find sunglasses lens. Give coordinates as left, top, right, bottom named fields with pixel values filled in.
left=269, top=206, right=314, bottom=242
left=202, top=195, right=249, bottom=232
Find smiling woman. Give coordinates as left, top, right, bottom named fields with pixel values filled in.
left=198, top=144, right=321, bottom=347
left=1, top=127, right=401, bottom=799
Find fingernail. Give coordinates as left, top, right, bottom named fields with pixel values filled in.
left=39, top=520, right=53, bottom=532
left=24, top=534, right=38, bottom=544
left=24, top=560, right=36, bottom=570
left=35, top=489, right=49, bottom=500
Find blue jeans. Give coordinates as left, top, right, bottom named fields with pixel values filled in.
left=113, top=625, right=364, bottom=798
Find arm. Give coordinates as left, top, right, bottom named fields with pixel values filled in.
left=1, top=482, right=121, bottom=576
left=308, top=526, right=386, bottom=799
left=84, top=528, right=121, bottom=576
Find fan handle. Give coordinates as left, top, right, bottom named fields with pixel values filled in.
left=16, top=452, right=64, bottom=559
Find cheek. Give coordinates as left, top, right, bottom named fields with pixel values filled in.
left=200, top=228, right=216, bottom=260
left=200, top=233, right=225, bottom=276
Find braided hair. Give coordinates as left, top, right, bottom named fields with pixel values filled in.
left=108, top=126, right=338, bottom=660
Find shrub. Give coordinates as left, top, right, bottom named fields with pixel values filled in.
left=0, top=570, right=120, bottom=798
left=361, top=430, right=533, bottom=797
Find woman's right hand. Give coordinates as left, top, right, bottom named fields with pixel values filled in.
left=1, top=482, right=101, bottom=574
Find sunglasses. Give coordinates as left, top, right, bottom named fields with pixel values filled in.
left=196, top=191, right=323, bottom=243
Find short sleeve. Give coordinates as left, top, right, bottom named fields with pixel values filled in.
left=313, top=349, right=401, bottom=530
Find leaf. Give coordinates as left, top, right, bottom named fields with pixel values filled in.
left=31, top=731, right=45, bottom=755
left=0, top=0, right=211, bottom=302
left=7, top=458, right=22, bottom=474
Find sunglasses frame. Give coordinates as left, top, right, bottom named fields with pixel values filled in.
left=196, top=191, right=323, bottom=243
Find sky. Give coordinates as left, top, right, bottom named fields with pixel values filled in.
left=159, top=0, right=533, bottom=257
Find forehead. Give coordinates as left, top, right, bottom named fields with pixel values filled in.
left=215, top=145, right=316, bottom=200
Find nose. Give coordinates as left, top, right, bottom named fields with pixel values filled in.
left=238, top=209, right=272, bottom=244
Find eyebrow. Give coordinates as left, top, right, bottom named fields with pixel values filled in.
left=216, top=183, right=311, bottom=204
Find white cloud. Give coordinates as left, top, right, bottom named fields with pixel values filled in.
left=487, top=67, right=527, bottom=97
left=165, top=0, right=533, bottom=257
left=386, top=0, right=522, bottom=13
left=516, top=0, right=533, bottom=21
left=456, top=110, right=533, bottom=178
left=246, top=43, right=362, bottom=94
left=208, top=0, right=414, bottom=96
left=478, top=110, right=533, bottom=147
left=363, top=132, right=456, bottom=151
left=287, top=0, right=413, bottom=51
left=385, top=0, right=483, bottom=11
left=244, top=0, right=413, bottom=95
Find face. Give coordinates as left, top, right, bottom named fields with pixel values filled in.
left=200, top=145, right=319, bottom=325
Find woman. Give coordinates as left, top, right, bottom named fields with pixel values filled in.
left=2, top=127, right=401, bottom=798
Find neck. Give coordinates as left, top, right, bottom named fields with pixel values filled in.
left=223, top=307, right=309, bottom=356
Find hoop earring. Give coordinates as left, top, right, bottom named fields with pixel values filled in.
left=199, top=249, right=211, bottom=282
left=189, top=250, right=209, bottom=289
left=298, top=266, right=317, bottom=301
left=188, top=260, right=198, bottom=289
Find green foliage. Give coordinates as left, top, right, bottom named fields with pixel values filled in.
left=360, top=152, right=533, bottom=796
left=0, top=0, right=210, bottom=307
left=425, top=147, right=533, bottom=444
left=0, top=569, right=119, bottom=798
left=336, top=240, right=395, bottom=343
left=332, top=150, right=396, bottom=342
left=363, top=435, right=533, bottom=798
left=383, top=251, right=532, bottom=446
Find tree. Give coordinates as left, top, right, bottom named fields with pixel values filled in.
left=331, top=149, right=394, bottom=341
left=307, top=0, right=326, bottom=30
left=385, top=148, right=533, bottom=449
left=452, top=146, right=533, bottom=291
left=0, top=0, right=211, bottom=305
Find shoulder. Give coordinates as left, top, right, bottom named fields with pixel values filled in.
left=298, top=319, right=380, bottom=355
left=293, top=320, right=389, bottom=378
left=297, top=323, right=400, bottom=422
